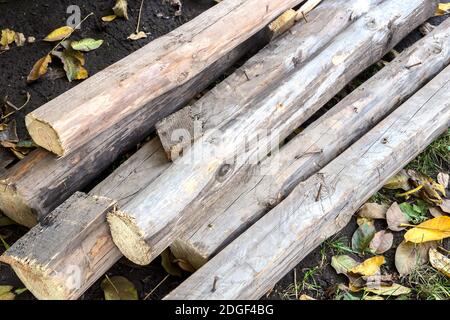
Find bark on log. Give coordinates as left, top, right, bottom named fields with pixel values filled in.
left=170, top=18, right=450, bottom=269
left=155, top=0, right=382, bottom=161
left=0, top=139, right=170, bottom=299
left=108, top=0, right=436, bottom=266
left=0, top=25, right=267, bottom=228
left=165, top=64, right=450, bottom=300
left=25, top=0, right=304, bottom=157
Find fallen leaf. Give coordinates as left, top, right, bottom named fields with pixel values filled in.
left=161, top=248, right=183, bottom=277
left=52, top=49, right=88, bottom=82
left=357, top=203, right=388, bottom=220
left=429, top=248, right=450, bottom=277
left=71, top=38, right=103, bottom=52
left=351, top=220, right=376, bottom=253
left=0, top=285, right=15, bottom=300
left=128, top=31, right=147, bottom=41
left=437, top=172, right=449, bottom=189
left=14, top=32, right=26, bottom=47
left=349, top=256, right=385, bottom=276
left=435, top=3, right=450, bottom=16
left=369, top=230, right=393, bottom=254
left=299, top=294, right=316, bottom=300
left=407, top=170, right=445, bottom=205
left=356, top=217, right=372, bottom=226
left=429, top=207, right=444, bottom=218
left=14, top=288, right=28, bottom=295
left=364, top=283, right=411, bottom=296
left=44, top=26, right=74, bottom=42
left=439, top=199, right=450, bottom=214
left=383, top=170, right=410, bottom=190
left=0, top=120, right=18, bottom=143
left=395, top=240, right=437, bottom=276
left=399, top=201, right=428, bottom=224
left=27, top=36, right=35, bottom=43
left=331, top=255, right=359, bottom=275
left=1, top=28, right=15, bottom=48
left=27, top=54, right=52, bottom=82
left=363, top=295, right=384, bottom=300
left=173, top=259, right=195, bottom=273
left=404, top=216, right=450, bottom=243
left=102, top=15, right=117, bottom=22
left=386, top=202, right=409, bottom=231
left=113, top=0, right=128, bottom=19
left=101, top=276, right=138, bottom=300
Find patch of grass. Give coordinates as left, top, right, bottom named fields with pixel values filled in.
left=406, top=265, right=450, bottom=300
left=281, top=267, right=321, bottom=300
left=323, top=236, right=356, bottom=255
left=406, top=129, right=450, bottom=178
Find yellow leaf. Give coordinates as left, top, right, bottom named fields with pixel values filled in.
left=127, top=31, right=147, bottom=41
left=74, top=66, right=89, bottom=80
left=27, top=54, right=52, bottom=83
left=101, top=276, right=138, bottom=300
left=436, top=3, right=450, bottom=16
left=1, top=28, right=16, bottom=47
left=44, top=26, right=74, bottom=42
left=404, top=216, right=450, bottom=243
left=429, top=248, right=450, bottom=278
left=349, top=256, right=385, bottom=276
left=113, top=0, right=128, bottom=20
left=102, top=15, right=117, bottom=22
left=299, top=294, right=316, bottom=300
left=365, top=283, right=411, bottom=296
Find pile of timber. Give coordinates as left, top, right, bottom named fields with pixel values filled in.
left=0, top=0, right=448, bottom=300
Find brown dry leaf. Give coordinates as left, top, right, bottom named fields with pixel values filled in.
left=363, top=295, right=384, bottom=300
left=102, top=15, right=117, bottom=22
left=128, top=31, right=147, bottom=41
left=404, top=216, right=450, bottom=243
left=52, top=49, right=88, bottom=82
left=44, top=26, right=74, bottom=42
left=299, top=294, right=316, bottom=300
left=407, top=170, right=445, bottom=205
left=0, top=28, right=15, bottom=48
left=429, top=207, right=444, bottom=218
left=358, top=203, right=388, bottom=220
left=14, top=32, right=26, bottom=47
left=437, top=172, right=449, bottom=189
left=395, top=240, right=437, bottom=276
left=113, top=0, right=129, bottom=19
left=101, top=276, right=138, bottom=300
left=349, top=256, right=385, bottom=277
left=439, top=199, right=450, bottom=214
left=174, top=258, right=196, bottom=273
left=369, top=230, right=393, bottom=254
left=27, top=54, right=52, bottom=83
left=386, top=202, right=409, bottom=231
left=429, top=248, right=450, bottom=277
left=161, top=248, right=183, bottom=277
left=383, top=170, right=410, bottom=190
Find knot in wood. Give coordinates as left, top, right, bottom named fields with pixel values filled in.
left=215, top=162, right=234, bottom=183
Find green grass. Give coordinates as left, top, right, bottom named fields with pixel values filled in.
left=406, top=265, right=450, bottom=300
left=406, top=129, right=450, bottom=178
left=323, top=236, right=356, bottom=255
left=281, top=267, right=321, bottom=300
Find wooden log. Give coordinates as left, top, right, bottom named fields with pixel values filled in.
left=170, top=18, right=450, bottom=269
left=0, top=139, right=170, bottom=299
left=25, top=0, right=304, bottom=157
left=108, top=0, right=436, bottom=265
left=0, top=25, right=268, bottom=228
left=155, top=0, right=382, bottom=161
left=165, top=64, right=450, bottom=300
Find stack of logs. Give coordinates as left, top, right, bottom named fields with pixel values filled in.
left=0, top=0, right=449, bottom=300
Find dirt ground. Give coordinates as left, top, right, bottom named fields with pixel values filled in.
left=0, top=1, right=449, bottom=300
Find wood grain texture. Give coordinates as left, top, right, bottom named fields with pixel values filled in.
left=0, top=139, right=170, bottom=299
left=155, top=0, right=383, bottom=161
left=165, top=64, right=450, bottom=300
left=25, top=0, right=304, bottom=156
left=170, top=18, right=450, bottom=269
left=108, top=0, right=437, bottom=265
left=0, top=25, right=268, bottom=228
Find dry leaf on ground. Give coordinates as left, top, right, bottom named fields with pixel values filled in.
left=364, top=283, right=411, bottom=296
left=429, top=248, right=450, bottom=277
left=404, top=216, right=450, bottom=243
left=113, top=0, right=129, bottom=19
left=44, top=26, right=74, bottom=42
left=0, top=285, right=15, bottom=300
left=70, top=38, right=103, bottom=52
left=101, top=276, right=138, bottom=300
left=352, top=221, right=376, bottom=253
left=349, top=256, right=385, bottom=277
left=128, top=31, right=147, bottom=41
left=395, top=240, right=437, bottom=276
left=439, top=199, right=450, bottom=214
left=386, top=202, right=409, bottom=231
left=369, top=230, right=393, bottom=254
left=27, top=54, right=52, bottom=82
left=437, top=172, right=449, bottom=189
left=435, top=3, right=450, bottom=16
left=102, top=15, right=117, bottom=22
left=357, top=203, right=388, bottom=220
left=383, top=170, right=411, bottom=190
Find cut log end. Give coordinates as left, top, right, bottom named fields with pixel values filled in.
left=0, top=181, right=36, bottom=228
left=107, top=210, right=151, bottom=266
left=25, top=114, right=64, bottom=157
left=0, top=255, right=67, bottom=300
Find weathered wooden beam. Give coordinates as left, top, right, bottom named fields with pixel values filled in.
left=0, top=24, right=268, bottom=228
left=0, top=139, right=170, bottom=299
left=155, top=0, right=382, bottom=161
left=25, top=0, right=304, bottom=157
left=165, top=64, right=450, bottom=300
left=170, top=18, right=450, bottom=269
left=108, top=0, right=437, bottom=266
